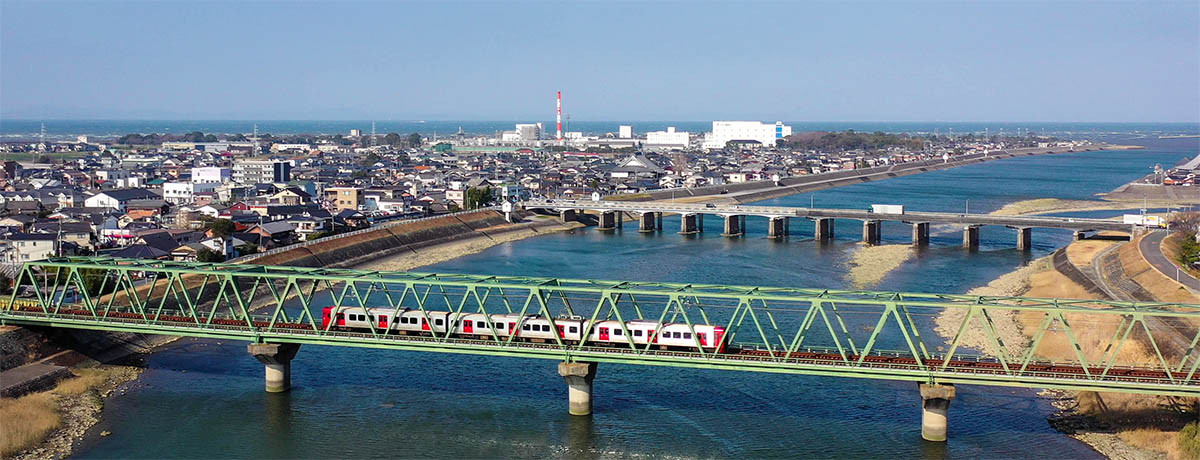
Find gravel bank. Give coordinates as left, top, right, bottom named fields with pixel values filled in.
left=844, top=243, right=914, bottom=289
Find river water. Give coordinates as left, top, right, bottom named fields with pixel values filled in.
left=74, top=138, right=1198, bottom=459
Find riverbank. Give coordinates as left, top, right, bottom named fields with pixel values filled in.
left=934, top=232, right=1199, bottom=459
left=359, top=217, right=585, bottom=272
left=2, top=365, right=142, bottom=459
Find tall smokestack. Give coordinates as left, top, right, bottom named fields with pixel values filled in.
left=556, top=91, right=563, bottom=145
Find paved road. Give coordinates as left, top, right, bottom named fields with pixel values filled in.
left=1139, top=230, right=1200, bottom=291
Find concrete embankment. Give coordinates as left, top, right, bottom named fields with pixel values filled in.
left=619, top=145, right=1135, bottom=205
left=251, top=210, right=575, bottom=269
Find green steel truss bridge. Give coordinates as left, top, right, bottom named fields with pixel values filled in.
left=3, top=257, right=1200, bottom=399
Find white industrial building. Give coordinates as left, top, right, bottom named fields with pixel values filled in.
left=644, top=127, right=689, bottom=150
left=702, top=121, right=792, bottom=150
left=500, top=123, right=544, bottom=144
left=619, top=125, right=633, bottom=139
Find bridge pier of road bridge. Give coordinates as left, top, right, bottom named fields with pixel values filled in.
left=721, top=215, right=746, bottom=237
left=638, top=212, right=662, bottom=233
left=597, top=211, right=622, bottom=232
left=679, top=213, right=703, bottom=235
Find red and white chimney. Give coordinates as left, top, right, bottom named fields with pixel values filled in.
left=556, top=91, right=563, bottom=144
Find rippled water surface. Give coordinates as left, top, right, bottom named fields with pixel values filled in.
left=76, top=139, right=1198, bottom=459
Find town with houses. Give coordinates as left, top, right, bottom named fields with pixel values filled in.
left=0, top=120, right=1093, bottom=270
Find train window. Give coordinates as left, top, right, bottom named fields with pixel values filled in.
left=613, top=329, right=623, bottom=336
left=698, top=333, right=706, bottom=342
left=633, top=330, right=643, bottom=337
left=683, top=333, right=692, bottom=340
left=476, top=321, right=486, bottom=328
left=569, top=326, right=578, bottom=333
left=673, top=332, right=681, bottom=338
left=435, top=319, right=444, bottom=326
left=494, top=322, right=503, bottom=329
left=522, top=324, right=530, bottom=331
left=543, top=325, right=551, bottom=332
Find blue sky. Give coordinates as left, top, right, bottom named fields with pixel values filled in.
left=1, top=1, right=1197, bottom=122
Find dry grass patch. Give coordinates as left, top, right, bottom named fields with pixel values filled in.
left=0, top=392, right=61, bottom=457
left=54, top=368, right=115, bottom=396
left=1119, top=428, right=1184, bottom=459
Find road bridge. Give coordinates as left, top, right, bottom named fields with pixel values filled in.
left=525, top=199, right=1140, bottom=248
left=2, top=257, right=1198, bottom=441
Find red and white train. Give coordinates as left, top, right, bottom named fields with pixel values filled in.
left=321, top=306, right=726, bottom=352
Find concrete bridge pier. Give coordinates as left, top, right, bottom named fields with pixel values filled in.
left=559, top=209, right=577, bottom=223
left=558, top=361, right=598, bottom=416
left=919, top=383, right=956, bottom=442
left=1015, top=227, right=1032, bottom=250
left=679, top=214, right=700, bottom=235
left=1073, top=230, right=1086, bottom=241
left=862, top=220, right=881, bottom=245
left=598, top=211, right=617, bottom=231
left=962, top=225, right=980, bottom=249
left=911, top=222, right=930, bottom=246
left=814, top=218, right=834, bottom=241
left=638, top=212, right=659, bottom=233
left=767, top=217, right=789, bottom=239
left=248, top=343, right=301, bottom=393
left=722, top=215, right=745, bottom=237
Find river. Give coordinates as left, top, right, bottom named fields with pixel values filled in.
left=74, top=138, right=1197, bottom=459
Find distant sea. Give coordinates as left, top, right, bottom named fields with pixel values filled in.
left=1, top=119, right=1198, bottom=141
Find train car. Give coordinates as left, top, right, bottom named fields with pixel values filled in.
left=655, top=323, right=726, bottom=352
left=320, top=306, right=726, bottom=352
left=454, top=313, right=512, bottom=338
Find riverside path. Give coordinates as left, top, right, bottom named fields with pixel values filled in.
left=2, top=257, right=1198, bottom=441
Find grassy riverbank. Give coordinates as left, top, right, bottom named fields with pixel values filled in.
left=2, top=365, right=141, bottom=459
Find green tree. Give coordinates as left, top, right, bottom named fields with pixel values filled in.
left=359, top=152, right=382, bottom=165
left=465, top=186, right=494, bottom=210
left=197, top=248, right=225, bottom=263
left=209, top=219, right=236, bottom=239
left=408, top=133, right=422, bottom=147
left=383, top=133, right=402, bottom=146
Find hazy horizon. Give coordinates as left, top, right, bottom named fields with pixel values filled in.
left=2, top=1, right=1198, bottom=122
